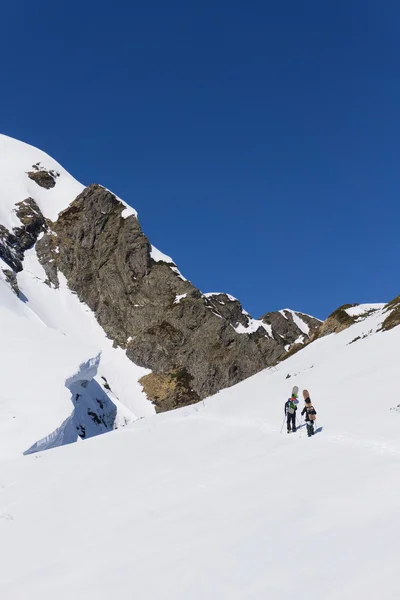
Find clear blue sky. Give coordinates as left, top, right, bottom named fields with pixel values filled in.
left=2, top=1, right=400, bottom=319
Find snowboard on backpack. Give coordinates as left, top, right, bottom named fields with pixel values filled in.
left=291, top=385, right=298, bottom=397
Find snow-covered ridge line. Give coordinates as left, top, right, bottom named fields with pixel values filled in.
left=150, top=245, right=174, bottom=264
left=0, top=134, right=137, bottom=228
left=203, top=292, right=238, bottom=302
left=345, top=303, right=385, bottom=318
left=280, top=308, right=323, bottom=323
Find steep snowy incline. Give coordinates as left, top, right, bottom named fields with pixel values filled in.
left=0, top=133, right=164, bottom=252
left=0, top=269, right=104, bottom=458
left=0, top=304, right=399, bottom=599
left=0, top=133, right=157, bottom=441
left=18, top=249, right=153, bottom=418
left=0, top=134, right=84, bottom=227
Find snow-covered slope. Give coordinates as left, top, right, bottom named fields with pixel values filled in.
left=0, top=250, right=154, bottom=457
left=0, top=135, right=160, bottom=456
left=0, top=265, right=101, bottom=458
left=0, top=134, right=84, bottom=227
left=0, top=304, right=399, bottom=599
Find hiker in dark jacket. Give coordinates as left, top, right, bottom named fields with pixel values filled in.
left=301, top=389, right=317, bottom=437
left=284, top=395, right=298, bottom=433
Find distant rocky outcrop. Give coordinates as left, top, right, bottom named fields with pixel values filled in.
left=381, top=296, right=400, bottom=332
left=260, top=309, right=321, bottom=346
left=312, top=304, right=358, bottom=338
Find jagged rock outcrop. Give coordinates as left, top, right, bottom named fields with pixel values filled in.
left=0, top=225, right=23, bottom=272
left=0, top=197, right=47, bottom=275
left=14, top=198, right=47, bottom=251
left=2, top=269, right=20, bottom=295
left=27, top=162, right=60, bottom=189
left=203, top=293, right=251, bottom=328
left=381, top=296, right=400, bottom=332
left=315, top=305, right=358, bottom=338
left=311, top=298, right=384, bottom=340
left=261, top=309, right=321, bottom=346
left=36, top=184, right=287, bottom=411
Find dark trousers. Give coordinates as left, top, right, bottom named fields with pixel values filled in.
left=287, top=413, right=296, bottom=431
left=306, top=421, right=315, bottom=436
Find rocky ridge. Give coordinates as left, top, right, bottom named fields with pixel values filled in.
left=34, top=184, right=294, bottom=411
left=0, top=152, right=322, bottom=412
left=3, top=137, right=398, bottom=415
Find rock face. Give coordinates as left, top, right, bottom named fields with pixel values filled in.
left=314, top=305, right=359, bottom=338
left=27, top=162, right=60, bottom=189
left=381, top=297, right=400, bottom=332
left=14, top=198, right=47, bottom=252
left=261, top=309, right=321, bottom=345
left=0, top=197, right=47, bottom=273
left=35, top=184, right=288, bottom=411
left=2, top=269, right=20, bottom=295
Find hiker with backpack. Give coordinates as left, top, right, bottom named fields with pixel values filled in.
left=301, top=390, right=317, bottom=437
left=284, top=394, right=298, bottom=433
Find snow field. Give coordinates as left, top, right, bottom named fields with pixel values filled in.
left=0, top=305, right=399, bottom=598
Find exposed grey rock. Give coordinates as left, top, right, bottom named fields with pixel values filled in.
left=27, top=163, right=59, bottom=189
left=381, top=296, right=400, bottom=332
left=14, top=198, right=47, bottom=251
left=313, top=305, right=358, bottom=338
left=36, top=184, right=287, bottom=410
left=0, top=225, right=23, bottom=272
left=36, top=233, right=60, bottom=287
left=203, top=293, right=251, bottom=328
left=0, top=198, right=47, bottom=273
left=261, top=309, right=321, bottom=346
left=2, top=269, right=20, bottom=296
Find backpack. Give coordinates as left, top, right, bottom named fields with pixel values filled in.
left=307, top=405, right=317, bottom=420
left=287, top=401, right=296, bottom=415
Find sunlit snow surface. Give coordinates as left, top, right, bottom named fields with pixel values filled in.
left=0, top=305, right=399, bottom=599
left=345, top=303, right=385, bottom=317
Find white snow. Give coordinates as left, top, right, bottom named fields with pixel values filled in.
left=0, top=134, right=137, bottom=227
left=204, top=292, right=238, bottom=302
left=345, top=303, right=385, bottom=317
left=1, top=133, right=399, bottom=599
left=150, top=246, right=188, bottom=281
left=170, top=265, right=188, bottom=281
left=0, top=273, right=100, bottom=458
left=18, top=250, right=154, bottom=420
left=174, top=293, right=187, bottom=304
left=233, top=318, right=272, bottom=337
left=150, top=245, right=174, bottom=264
left=0, top=134, right=84, bottom=228
left=0, top=245, right=155, bottom=459
left=0, top=306, right=399, bottom=599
